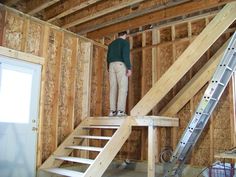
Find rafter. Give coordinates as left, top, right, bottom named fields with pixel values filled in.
left=27, top=0, right=60, bottom=15
left=46, top=0, right=102, bottom=22
left=4, top=0, right=20, bottom=6
left=73, top=0, right=190, bottom=35
left=87, top=0, right=234, bottom=39
left=62, top=0, right=145, bottom=29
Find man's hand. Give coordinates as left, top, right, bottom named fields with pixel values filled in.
left=126, top=69, right=132, bottom=77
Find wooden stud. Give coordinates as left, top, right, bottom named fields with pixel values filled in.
left=46, top=0, right=102, bottom=22
left=62, top=0, right=145, bottom=29
left=27, top=0, right=60, bottom=15
left=87, top=0, right=233, bottom=39
left=160, top=38, right=230, bottom=116
left=148, top=125, right=157, bottom=177
left=130, top=2, right=236, bottom=116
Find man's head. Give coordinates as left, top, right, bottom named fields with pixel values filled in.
left=118, top=31, right=127, bottom=39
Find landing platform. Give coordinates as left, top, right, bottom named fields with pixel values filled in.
left=85, top=116, right=179, bottom=127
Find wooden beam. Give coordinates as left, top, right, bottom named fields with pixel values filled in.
left=148, top=125, right=157, bottom=177
left=62, top=0, right=145, bottom=29
left=74, top=0, right=190, bottom=35
left=46, top=0, right=102, bottom=22
left=87, top=0, right=233, bottom=39
left=4, top=0, right=20, bottom=6
left=27, top=0, right=60, bottom=15
left=130, top=2, right=236, bottom=116
left=160, top=38, right=230, bottom=116
left=87, top=116, right=179, bottom=127
left=0, top=46, right=44, bottom=64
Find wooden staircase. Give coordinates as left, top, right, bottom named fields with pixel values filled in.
left=39, top=117, right=132, bottom=177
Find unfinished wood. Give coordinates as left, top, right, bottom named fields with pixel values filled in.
left=81, top=42, right=93, bottom=118
left=0, top=6, right=6, bottom=45
left=160, top=38, right=230, bottom=116
left=148, top=126, right=157, bottom=177
left=55, top=156, right=94, bottom=164
left=43, top=168, right=83, bottom=176
left=46, top=0, right=102, bottom=22
left=57, top=34, right=77, bottom=145
left=39, top=119, right=90, bottom=169
left=74, top=0, right=190, bottom=35
left=215, top=152, right=236, bottom=159
left=27, top=0, right=60, bottom=15
left=66, top=145, right=103, bottom=152
left=62, top=0, right=145, bottom=29
left=0, top=46, right=44, bottom=64
left=37, top=26, right=49, bottom=167
left=130, top=2, right=236, bottom=116
left=4, top=0, right=20, bottom=6
left=87, top=0, right=233, bottom=38
left=83, top=118, right=132, bottom=177
left=4, top=11, right=25, bottom=51
left=87, top=116, right=179, bottom=127
left=25, top=21, right=44, bottom=56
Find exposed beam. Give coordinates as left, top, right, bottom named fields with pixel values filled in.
left=160, top=38, right=230, bottom=116
left=87, top=0, right=234, bottom=39
left=130, top=2, right=236, bottom=116
left=74, top=0, right=190, bottom=35
left=4, top=0, right=20, bottom=6
left=62, top=0, right=145, bottom=29
left=46, top=0, right=101, bottom=22
left=27, top=0, right=60, bottom=15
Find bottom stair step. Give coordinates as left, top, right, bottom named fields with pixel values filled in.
left=44, top=168, right=83, bottom=177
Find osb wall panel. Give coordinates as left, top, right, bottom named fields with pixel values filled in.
left=98, top=17, right=236, bottom=166
left=3, top=11, right=25, bottom=51
left=25, top=21, right=43, bottom=56
left=0, top=6, right=5, bottom=45
left=57, top=34, right=78, bottom=145
left=90, top=45, right=105, bottom=116
left=1, top=7, right=106, bottom=166
left=42, top=28, right=62, bottom=159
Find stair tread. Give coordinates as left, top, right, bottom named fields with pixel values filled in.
left=81, top=125, right=119, bottom=129
left=66, top=145, right=103, bottom=151
left=55, top=156, right=94, bottom=164
left=44, top=168, right=83, bottom=177
left=75, top=135, right=112, bottom=140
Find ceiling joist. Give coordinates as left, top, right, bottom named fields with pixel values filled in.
left=62, top=0, right=145, bottom=29
left=46, top=0, right=102, bottom=22
left=27, top=0, right=60, bottom=15
left=4, top=0, right=20, bottom=6
left=87, top=0, right=233, bottom=39
left=74, top=0, right=191, bottom=35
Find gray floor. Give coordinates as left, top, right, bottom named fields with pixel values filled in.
left=103, top=168, right=148, bottom=177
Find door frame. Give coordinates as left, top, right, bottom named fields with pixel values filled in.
left=0, top=46, right=45, bottom=175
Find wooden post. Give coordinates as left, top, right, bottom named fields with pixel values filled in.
left=148, top=124, right=157, bottom=177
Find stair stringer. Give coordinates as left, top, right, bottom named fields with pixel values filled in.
left=39, top=118, right=91, bottom=170
left=83, top=118, right=132, bottom=177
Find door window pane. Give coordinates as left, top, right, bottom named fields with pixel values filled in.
left=0, top=63, right=33, bottom=123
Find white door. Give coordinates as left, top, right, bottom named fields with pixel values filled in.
left=0, top=55, right=41, bottom=177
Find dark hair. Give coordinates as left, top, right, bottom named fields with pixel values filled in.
left=118, top=31, right=127, bottom=37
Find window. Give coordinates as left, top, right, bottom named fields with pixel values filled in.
left=0, top=63, right=33, bottom=123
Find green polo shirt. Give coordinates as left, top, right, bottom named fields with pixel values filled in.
left=107, top=38, right=131, bottom=70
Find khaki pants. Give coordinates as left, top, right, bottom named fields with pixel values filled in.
left=109, top=62, right=128, bottom=112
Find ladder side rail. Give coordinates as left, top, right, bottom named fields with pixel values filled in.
left=165, top=32, right=236, bottom=177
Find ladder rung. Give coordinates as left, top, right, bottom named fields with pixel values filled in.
left=43, top=168, right=83, bottom=177
left=75, top=135, right=112, bottom=140
left=218, top=82, right=225, bottom=86
left=65, top=145, right=103, bottom=152
left=55, top=156, right=94, bottom=164
left=81, top=125, right=119, bottom=129
left=226, top=66, right=233, bottom=71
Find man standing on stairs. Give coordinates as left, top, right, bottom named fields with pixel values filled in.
left=107, top=31, right=132, bottom=117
